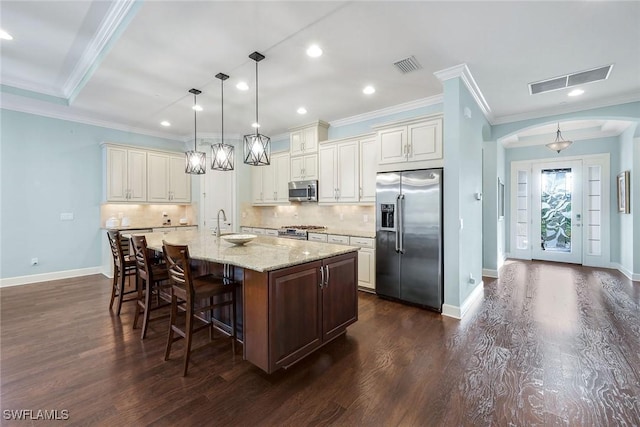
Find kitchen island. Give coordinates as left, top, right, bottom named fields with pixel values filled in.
left=138, top=230, right=359, bottom=374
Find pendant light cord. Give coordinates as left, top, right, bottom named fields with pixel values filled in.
left=255, top=60, right=259, bottom=136
left=193, top=93, right=197, bottom=150
left=221, top=78, right=224, bottom=143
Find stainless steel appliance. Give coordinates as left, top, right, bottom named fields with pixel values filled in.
left=288, top=180, right=318, bottom=202
left=277, top=225, right=326, bottom=240
left=376, top=169, right=443, bottom=311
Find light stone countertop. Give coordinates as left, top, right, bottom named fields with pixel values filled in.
left=129, top=229, right=358, bottom=272
left=240, top=224, right=376, bottom=239
left=102, top=224, right=196, bottom=231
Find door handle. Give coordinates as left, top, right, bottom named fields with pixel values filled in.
left=325, top=265, right=330, bottom=287
left=398, top=194, right=405, bottom=253
left=319, top=265, right=324, bottom=288
left=395, top=195, right=401, bottom=253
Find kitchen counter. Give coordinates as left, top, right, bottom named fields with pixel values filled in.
left=101, top=224, right=196, bottom=231
left=314, top=228, right=376, bottom=239
left=129, top=228, right=358, bottom=374
left=132, top=229, right=358, bottom=272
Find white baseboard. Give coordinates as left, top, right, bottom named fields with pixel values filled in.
left=0, top=267, right=103, bottom=288
left=441, top=281, right=484, bottom=320
left=482, top=268, right=499, bottom=278
left=611, top=263, right=640, bottom=282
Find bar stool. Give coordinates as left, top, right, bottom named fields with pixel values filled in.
left=162, top=241, right=237, bottom=376
left=107, top=230, right=138, bottom=315
left=130, top=235, right=171, bottom=339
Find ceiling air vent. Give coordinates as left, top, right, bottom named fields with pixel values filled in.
left=393, top=56, right=422, bottom=74
left=529, top=64, right=613, bottom=95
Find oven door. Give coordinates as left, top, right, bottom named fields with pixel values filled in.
left=288, top=180, right=318, bottom=202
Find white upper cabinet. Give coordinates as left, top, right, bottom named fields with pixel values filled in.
left=359, top=137, right=377, bottom=203
left=105, top=145, right=147, bottom=202
left=290, top=154, right=318, bottom=181
left=104, top=143, right=190, bottom=203
left=318, top=137, right=366, bottom=204
left=147, top=152, right=191, bottom=203
left=289, top=121, right=329, bottom=157
left=374, top=115, right=443, bottom=172
left=252, top=152, right=290, bottom=205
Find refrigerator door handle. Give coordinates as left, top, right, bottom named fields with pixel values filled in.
left=395, top=195, right=401, bottom=253
left=398, top=194, right=405, bottom=253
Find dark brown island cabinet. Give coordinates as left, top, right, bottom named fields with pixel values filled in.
left=243, top=252, right=358, bottom=373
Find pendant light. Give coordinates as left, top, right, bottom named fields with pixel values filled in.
left=185, top=88, right=207, bottom=174
left=211, top=73, right=234, bottom=171
left=243, top=51, right=271, bottom=166
left=546, top=123, right=573, bottom=153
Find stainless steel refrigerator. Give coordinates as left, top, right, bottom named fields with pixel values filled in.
left=376, top=169, right=443, bottom=311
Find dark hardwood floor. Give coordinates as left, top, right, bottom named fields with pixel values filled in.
left=1, top=260, right=639, bottom=426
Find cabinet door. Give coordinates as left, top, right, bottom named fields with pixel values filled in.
left=251, top=167, right=263, bottom=204
left=290, top=156, right=304, bottom=181
left=275, top=154, right=290, bottom=202
left=360, top=138, right=377, bottom=203
left=322, top=253, right=358, bottom=341
left=318, top=145, right=337, bottom=202
left=290, top=130, right=303, bottom=156
left=106, top=147, right=128, bottom=201
left=378, top=126, right=407, bottom=165
left=336, top=141, right=359, bottom=202
left=262, top=163, right=276, bottom=203
left=169, top=155, right=191, bottom=202
left=302, top=154, right=318, bottom=180
left=127, top=149, right=147, bottom=201
left=408, top=119, right=442, bottom=162
left=302, top=126, right=317, bottom=152
left=269, top=261, right=323, bottom=369
left=147, top=152, right=170, bottom=202
left=357, top=248, right=375, bottom=290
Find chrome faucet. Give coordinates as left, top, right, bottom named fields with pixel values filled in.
left=216, top=209, right=227, bottom=237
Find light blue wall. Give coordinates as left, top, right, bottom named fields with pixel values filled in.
left=0, top=109, right=184, bottom=279
left=618, top=126, right=635, bottom=274
left=441, top=78, right=486, bottom=308
left=633, top=134, right=640, bottom=274
left=328, top=104, right=443, bottom=140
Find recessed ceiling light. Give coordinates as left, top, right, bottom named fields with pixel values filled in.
left=252, top=122, right=260, bottom=128
left=236, top=81, right=249, bottom=91
left=160, top=120, right=171, bottom=127
left=297, top=107, right=307, bottom=115
left=0, top=29, right=13, bottom=40
left=568, top=88, right=584, bottom=97
left=306, top=44, right=323, bottom=58
left=363, top=85, right=376, bottom=95
left=192, top=104, right=203, bottom=112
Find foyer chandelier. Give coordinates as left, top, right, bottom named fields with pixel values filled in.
left=546, top=123, right=573, bottom=153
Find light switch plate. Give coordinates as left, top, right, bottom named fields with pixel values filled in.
left=60, top=213, right=74, bottom=221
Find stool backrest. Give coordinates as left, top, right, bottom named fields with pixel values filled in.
left=162, top=241, right=194, bottom=300
left=131, top=235, right=153, bottom=282
left=107, top=230, right=125, bottom=269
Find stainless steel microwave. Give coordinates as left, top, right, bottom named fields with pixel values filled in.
left=288, top=180, right=318, bottom=202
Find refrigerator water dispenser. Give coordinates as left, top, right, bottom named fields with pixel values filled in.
left=380, top=204, right=395, bottom=231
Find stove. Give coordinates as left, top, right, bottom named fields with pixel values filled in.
left=277, top=225, right=326, bottom=240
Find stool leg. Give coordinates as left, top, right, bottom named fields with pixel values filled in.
left=140, top=278, right=153, bottom=339
left=133, top=276, right=144, bottom=329
left=116, top=266, right=125, bottom=316
left=109, top=264, right=117, bottom=310
left=182, top=301, right=194, bottom=377
left=164, top=294, right=178, bottom=361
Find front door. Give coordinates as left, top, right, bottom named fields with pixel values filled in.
left=531, top=160, right=583, bottom=264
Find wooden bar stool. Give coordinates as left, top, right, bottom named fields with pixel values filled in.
left=130, top=235, right=171, bottom=339
left=107, top=230, right=138, bottom=315
left=162, top=241, right=238, bottom=376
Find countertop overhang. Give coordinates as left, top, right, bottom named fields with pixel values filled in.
left=130, top=230, right=359, bottom=272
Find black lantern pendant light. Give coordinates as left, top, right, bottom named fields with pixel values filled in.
left=185, top=88, right=207, bottom=174
left=243, top=51, right=270, bottom=166
left=211, top=73, right=234, bottom=171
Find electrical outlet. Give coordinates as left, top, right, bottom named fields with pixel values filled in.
left=339, top=213, right=344, bottom=221
left=363, top=214, right=369, bottom=223
left=31, top=258, right=38, bottom=266
left=273, top=211, right=278, bottom=218
left=60, top=213, right=74, bottom=221
left=242, top=211, right=247, bottom=218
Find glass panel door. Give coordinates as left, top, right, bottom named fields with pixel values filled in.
left=532, top=160, right=582, bottom=264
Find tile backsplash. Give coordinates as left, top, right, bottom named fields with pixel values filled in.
left=241, top=203, right=375, bottom=232
left=100, top=204, right=196, bottom=228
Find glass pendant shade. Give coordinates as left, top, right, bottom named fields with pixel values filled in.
left=211, top=73, right=234, bottom=171
left=243, top=133, right=271, bottom=166
left=211, top=142, right=234, bottom=171
left=546, top=123, right=573, bottom=154
left=243, top=51, right=270, bottom=166
left=185, top=88, right=207, bottom=174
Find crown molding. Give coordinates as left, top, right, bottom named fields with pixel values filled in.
left=491, top=92, right=640, bottom=126
left=328, top=95, right=443, bottom=128
left=1, top=92, right=183, bottom=142
left=63, top=0, right=139, bottom=102
left=0, top=82, right=67, bottom=102
left=434, top=63, right=493, bottom=123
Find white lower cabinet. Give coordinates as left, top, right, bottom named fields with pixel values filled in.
left=349, top=237, right=375, bottom=291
